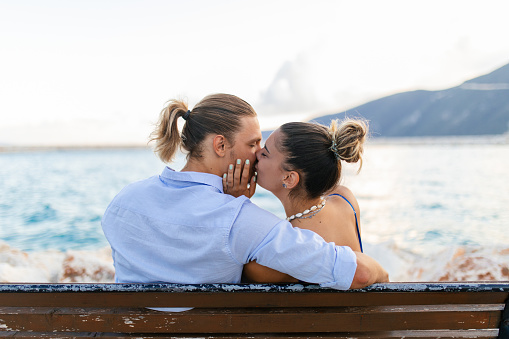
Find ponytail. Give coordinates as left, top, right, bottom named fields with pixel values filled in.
left=150, top=99, right=189, bottom=163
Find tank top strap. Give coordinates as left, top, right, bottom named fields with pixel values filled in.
left=328, top=193, right=363, bottom=253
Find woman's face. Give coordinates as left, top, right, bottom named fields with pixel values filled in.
left=255, top=128, right=288, bottom=193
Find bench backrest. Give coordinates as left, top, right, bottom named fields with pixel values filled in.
left=1, top=282, right=508, bottom=338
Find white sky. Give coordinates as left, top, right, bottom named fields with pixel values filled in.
left=1, top=0, right=509, bottom=146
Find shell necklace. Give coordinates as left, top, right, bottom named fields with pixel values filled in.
left=286, top=198, right=326, bottom=221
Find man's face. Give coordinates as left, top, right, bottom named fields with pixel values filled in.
left=227, top=116, right=262, bottom=177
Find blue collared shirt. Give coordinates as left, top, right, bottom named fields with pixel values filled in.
left=102, top=167, right=357, bottom=290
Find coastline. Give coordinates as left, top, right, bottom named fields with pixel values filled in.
left=0, top=144, right=151, bottom=154
left=2, top=133, right=508, bottom=153
left=367, top=133, right=509, bottom=145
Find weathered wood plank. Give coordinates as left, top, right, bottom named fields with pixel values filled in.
left=0, top=305, right=503, bottom=333
left=0, top=330, right=501, bottom=338
left=1, top=283, right=508, bottom=308
left=0, top=332, right=97, bottom=338
left=0, top=291, right=507, bottom=308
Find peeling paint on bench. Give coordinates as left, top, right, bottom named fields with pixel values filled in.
left=0, top=282, right=508, bottom=293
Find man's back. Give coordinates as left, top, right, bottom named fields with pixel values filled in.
left=102, top=167, right=281, bottom=284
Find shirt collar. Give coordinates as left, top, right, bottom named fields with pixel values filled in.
left=160, top=166, right=224, bottom=193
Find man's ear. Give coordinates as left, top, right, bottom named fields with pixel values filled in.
left=283, top=171, right=300, bottom=190
left=212, top=135, right=227, bottom=157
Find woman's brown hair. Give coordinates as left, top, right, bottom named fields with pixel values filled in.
left=278, top=118, right=368, bottom=199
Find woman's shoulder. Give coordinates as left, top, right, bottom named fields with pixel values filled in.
left=327, top=185, right=360, bottom=214
left=328, top=185, right=363, bottom=252
left=301, top=185, right=362, bottom=251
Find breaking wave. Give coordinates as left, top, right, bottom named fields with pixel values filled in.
left=1, top=240, right=507, bottom=283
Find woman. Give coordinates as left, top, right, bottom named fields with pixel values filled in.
left=226, top=118, right=368, bottom=283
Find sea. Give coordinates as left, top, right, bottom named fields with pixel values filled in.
left=1, top=136, right=508, bottom=283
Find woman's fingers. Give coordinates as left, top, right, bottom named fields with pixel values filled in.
left=240, top=159, right=255, bottom=198
left=222, top=173, right=228, bottom=193
left=227, top=163, right=234, bottom=189
left=223, top=159, right=256, bottom=198
left=240, top=159, right=251, bottom=187
left=248, top=173, right=257, bottom=198
left=234, top=159, right=242, bottom=187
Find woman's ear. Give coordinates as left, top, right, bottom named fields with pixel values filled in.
left=212, top=135, right=227, bottom=157
left=283, top=171, right=300, bottom=190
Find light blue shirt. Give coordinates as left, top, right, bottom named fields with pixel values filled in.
left=102, top=167, right=357, bottom=290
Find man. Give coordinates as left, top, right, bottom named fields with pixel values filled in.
left=102, top=93, right=388, bottom=289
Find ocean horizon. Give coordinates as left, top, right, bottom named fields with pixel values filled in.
left=1, top=131, right=508, bottom=151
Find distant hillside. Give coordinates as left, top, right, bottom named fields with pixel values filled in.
left=310, top=63, right=509, bottom=137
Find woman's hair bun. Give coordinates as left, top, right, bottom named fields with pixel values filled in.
left=329, top=118, right=368, bottom=169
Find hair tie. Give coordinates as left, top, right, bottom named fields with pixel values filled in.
left=182, top=110, right=191, bottom=121
left=329, top=139, right=341, bottom=161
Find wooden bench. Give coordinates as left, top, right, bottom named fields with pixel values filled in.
left=0, top=282, right=508, bottom=338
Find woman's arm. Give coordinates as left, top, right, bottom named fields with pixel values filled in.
left=243, top=261, right=298, bottom=283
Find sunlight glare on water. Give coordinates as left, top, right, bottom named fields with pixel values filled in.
left=340, top=142, right=509, bottom=253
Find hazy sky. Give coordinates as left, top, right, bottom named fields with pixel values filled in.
left=1, top=0, right=509, bottom=146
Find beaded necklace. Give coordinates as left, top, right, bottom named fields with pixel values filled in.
left=286, top=198, right=326, bottom=221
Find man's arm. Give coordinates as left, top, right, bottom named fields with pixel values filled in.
left=350, top=251, right=389, bottom=289
left=231, top=204, right=388, bottom=290
left=243, top=251, right=389, bottom=288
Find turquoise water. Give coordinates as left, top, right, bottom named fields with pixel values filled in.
left=0, top=149, right=163, bottom=251
left=0, top=142, right=508, bottom=253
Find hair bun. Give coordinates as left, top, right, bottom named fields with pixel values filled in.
left=329, top=118, right=368, bottom=168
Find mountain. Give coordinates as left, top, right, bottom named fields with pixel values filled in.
left=310, top=63, right=509, bottom=137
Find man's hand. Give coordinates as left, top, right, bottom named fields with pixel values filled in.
left=223, top=159, right=257, bottom=198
